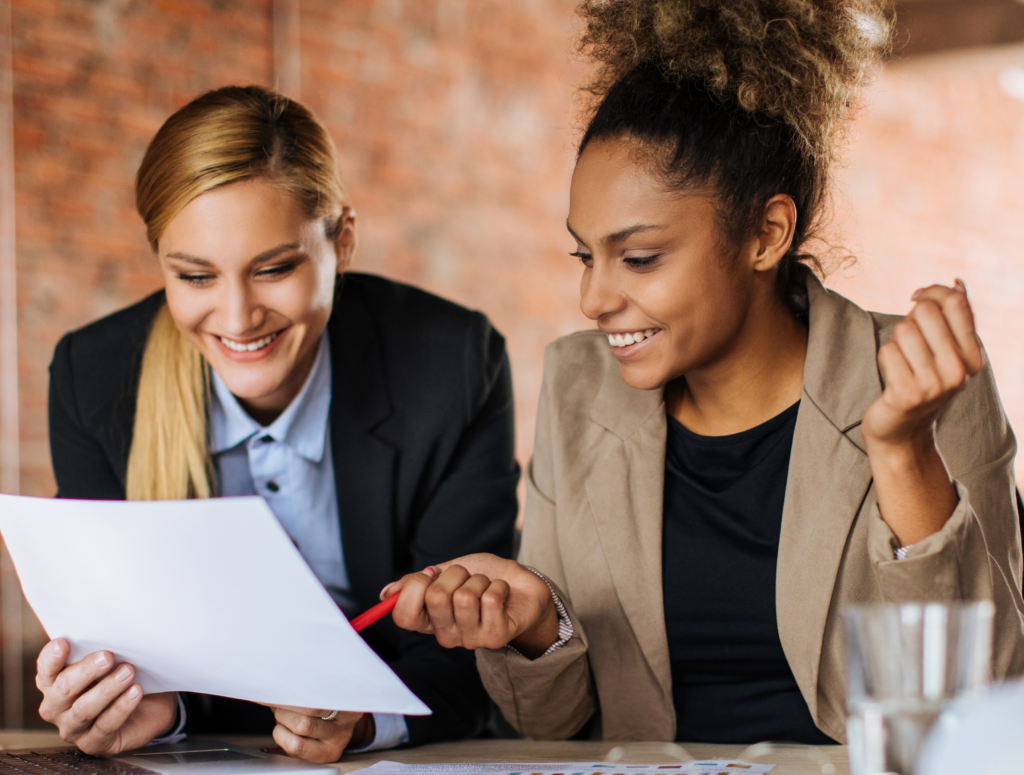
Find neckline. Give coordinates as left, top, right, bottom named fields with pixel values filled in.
left=667, top=400, right=801, bottom=446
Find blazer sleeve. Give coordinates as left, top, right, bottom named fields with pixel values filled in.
left=475, top=350, right=597, bottom=740
left=49, top=332, right=127, bottom=499
left=866, top=355, right=1024, bottom=680
left=392, top=313, right=521, bottom=746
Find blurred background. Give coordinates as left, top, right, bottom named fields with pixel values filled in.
left=1, top=0, right=1023, bottom=729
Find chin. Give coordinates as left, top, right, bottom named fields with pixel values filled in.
left=215, top=371, right=286, bottom=402
left=616, top=363, right=668, bottom=393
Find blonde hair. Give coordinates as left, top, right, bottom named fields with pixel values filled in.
left=126, top=85, right=348, bottom=501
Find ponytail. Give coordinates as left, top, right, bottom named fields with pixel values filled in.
left=126, top=304, right=213, bottom=500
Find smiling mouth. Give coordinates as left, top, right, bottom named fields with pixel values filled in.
left=217, top=331, right=282, bottom=353
left=607, top=328, right=660, bottom=348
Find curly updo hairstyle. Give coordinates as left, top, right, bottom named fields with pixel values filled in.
left=577, top=0, right=892, bottom=293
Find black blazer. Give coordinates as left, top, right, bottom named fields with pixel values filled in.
left=48, top=272, right=520, bottom=746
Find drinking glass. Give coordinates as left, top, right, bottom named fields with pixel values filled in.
left=843, top=601, right=994, bottom=775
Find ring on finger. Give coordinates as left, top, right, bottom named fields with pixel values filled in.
left=320, top=710, right=339, bottom=721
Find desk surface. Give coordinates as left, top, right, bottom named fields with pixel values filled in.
left=0, top=732, right=848, bottom=775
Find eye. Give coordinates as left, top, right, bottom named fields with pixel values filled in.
left=256, top=263, right=296, bottom=279
left=176, top=273, right=214, bottom=287
left=623, top=254, right=661, bottom=269
left=569, top=251, right=593, bottom=267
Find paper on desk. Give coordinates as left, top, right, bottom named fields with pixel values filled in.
left=352, top=762, right=774, bottom=775
left=0, top=493, right=430, bottom=716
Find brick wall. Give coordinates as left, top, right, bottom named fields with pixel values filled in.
left=827, top=43, right=1024, bottom=461
left=11, top=0, right=587, bottom=505
left=13, top=0, right=275, bottom=497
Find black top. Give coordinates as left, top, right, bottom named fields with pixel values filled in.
left=48, top=272, right=520, bottom=745
left=662, top=401, right=835, bottom=745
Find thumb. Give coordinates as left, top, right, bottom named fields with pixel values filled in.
left=379, top=565, right=438, bottom=601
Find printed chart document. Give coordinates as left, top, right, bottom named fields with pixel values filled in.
left=350, top=763, right=775, bottom=775
left=0, top=493, right=430, bottom=716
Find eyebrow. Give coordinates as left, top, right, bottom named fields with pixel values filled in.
left=164, top=242, right=302, bottom=267
left=566, top=222, right=666, bottom=247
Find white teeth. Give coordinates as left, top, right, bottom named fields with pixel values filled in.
left=607, top=329, right=660, bottom=347
left=219, top=332, right=278, bottom=352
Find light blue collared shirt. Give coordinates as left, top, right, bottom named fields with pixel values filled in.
left=210, top=333, right=355, bottom=613
left=205, top=333, right=408, bottom=752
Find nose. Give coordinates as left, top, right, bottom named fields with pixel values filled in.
left=579, top=259, right=626, bottom=322
left=218, top=278, right=266, bottom=336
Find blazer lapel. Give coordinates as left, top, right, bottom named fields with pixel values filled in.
left=777, top=271, right=883, bottom=720
left=328, top=283, right=398, bottom=610
left=584, top=354, right=673, bottom=702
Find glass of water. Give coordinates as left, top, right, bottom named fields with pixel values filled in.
left=844, top=601, right=994, bottom=775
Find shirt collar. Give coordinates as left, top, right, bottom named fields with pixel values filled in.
left=209, top=333, right=332, bottom=462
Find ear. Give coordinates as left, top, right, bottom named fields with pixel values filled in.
left=750, top=194, right=797, bottom=273
left=334, top=207, right=358, bottom=274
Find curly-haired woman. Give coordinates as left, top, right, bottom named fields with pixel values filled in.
left=386, top=0, right=1024, bottom=745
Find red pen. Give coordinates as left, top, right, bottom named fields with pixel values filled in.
left=350, top=566, right=437, bottom=633
left=350, top=594, right=399, bottom=633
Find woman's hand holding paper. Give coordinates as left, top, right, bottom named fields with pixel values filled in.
left=387, top=554, right=560, bottom=659
left=35, top=638, right=177, bottom=755
left=264, top=705, right=370, bottom=763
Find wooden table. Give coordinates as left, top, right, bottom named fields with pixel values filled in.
left=0, top=732, right=849, bottom=775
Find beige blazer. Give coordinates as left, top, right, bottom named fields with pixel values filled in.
left=477, top=271, right=1024, bottom=743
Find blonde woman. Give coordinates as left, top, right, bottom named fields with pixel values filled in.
left=387, top=0, right=1024, bottom=744
left=35, top=86, right=518, bottom=761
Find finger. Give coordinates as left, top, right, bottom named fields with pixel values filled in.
left=272, top=723, right=342, bottom=764
left=452, top=574, right=492, bottom=641
left=910, top=282, right=983, bottom=375
left=942, top=283, right=983, bottom=374
left=273, top=707, right=332, bottom=739
left=911, top=283, right=956, bottom=304
left=273, top=723, right=312, bottom=761
left=36, top=639, right=69, bottom=692
left=479, top=579, right=514, bottom=649
left=381, top=555, right=511, bottom=602
left=42, top=651, right=117, bottom=720
left=73, top=684, right=143, bottom=755
left=424, top=565, right=471, bottom=648
left=890, top=318, right=942, bottom=399
left=390, top=572, right=437, bottom=633
left=63, top=663, right=137, bottom=738
left=877, top=341, right=917, bottom=404
left=379, top=566, right=436, bottom=601
left=908, top=300, right=968, bottom=390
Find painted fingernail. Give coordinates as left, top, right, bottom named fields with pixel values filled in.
left=127, top=685, right=141, bottom=699
left=115, top=665, right=132, bottom=682
left=94, top=653, right=109, bottom=668
left=379, top=582, right=395, bottom=601
left=422, top=566, right=438, bottom=577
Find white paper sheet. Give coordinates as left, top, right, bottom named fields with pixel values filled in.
left=0, top=493, right=430, bottom=716
left=351, top=762, right=775, bottom=775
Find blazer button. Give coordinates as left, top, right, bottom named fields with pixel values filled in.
left=266, top=481, right=280, bottom=493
